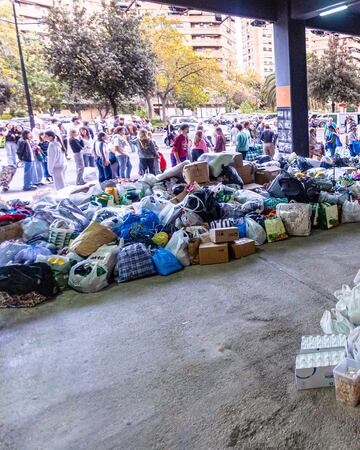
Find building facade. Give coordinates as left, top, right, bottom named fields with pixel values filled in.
left=240, top=18, right=360, bottom=78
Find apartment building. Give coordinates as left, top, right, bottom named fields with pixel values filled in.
left=240, top=17, right=360, bottom=78
left=240, top=19, right=274, bottom=78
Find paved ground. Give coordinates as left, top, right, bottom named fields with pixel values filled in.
left=1, top=224, right=360, bottom=449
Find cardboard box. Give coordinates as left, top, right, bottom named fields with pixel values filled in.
left=295, top=350, right=345, bottom=390
left=183, top=161, right=209, bottom=184
left=229, top=238, right=256, bottom=259
left=0, top=221, right=23, bottom=243
left=255, top=166, right=281, bottom=185
left=209, top=227, right=239, bottom=244
left=230, top=153, right=243, bottom=168
left=199, top=242, right=229, bottom=265
left=236, top=162, right=254, bottom=184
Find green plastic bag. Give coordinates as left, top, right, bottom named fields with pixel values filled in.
left=318, top=202, right=339, bottom=229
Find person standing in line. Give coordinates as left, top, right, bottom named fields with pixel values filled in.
left=49, top=118, right=61, bottom=138
left=191, top=130, right=207, bottom=162
left=171, top=124, right=189, bottom=166
left=69, top=129, right=85, bottom=185
left=16, top=130, right=37, bottom=191
left=347, top=124, right=358, bottom=157
left=236, top=124, right=249, bottom=159
left=32, top=122, right=42, bottom=143
left=14, top=125, right=23, bottom=144
left=45, top=131, right=67, bottom=191
left=260, top=124, right=275, bottom=157
left=165, top=119, right=175, bottom=146
left=325, top=125, right=337, bottom=157
left=213, top=127, right=226, bottom=153
left=127, top=123, right=140, bottom=153
left=31, top=137, right=45, bottom=187
left=197, top=124, right=212, bottom=150
left=4, top=123, right=17, bottom=166
left=79, top=127, right=95, bottom=168
left=82, top=121, right=94, bottom=139
left=94, top=132, right=112, bottom=182
left=138, top=129, right=158, bottom=175
left=112, top=126, right=132, bottom=179
left=38, top=132, right=52, bottom=183
left=230, top=119, right=239, bottom=147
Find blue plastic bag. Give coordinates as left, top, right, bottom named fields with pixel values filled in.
left=14, top=244, right=53, bottom=264
left=152, top=247, right=182, bottom=276
left=234, top=218, right=247, bottom=238
left=119, top=208, right=160, bottom=241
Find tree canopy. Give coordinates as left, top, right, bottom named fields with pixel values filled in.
left=45, top=1, right=155, bottom=115
left=308, top=35, right=360, bottom=112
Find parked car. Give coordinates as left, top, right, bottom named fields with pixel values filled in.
left=169, top=116, right=198, bottom=126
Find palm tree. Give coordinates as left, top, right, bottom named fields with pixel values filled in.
left=262, top=73, right=276, bottom=109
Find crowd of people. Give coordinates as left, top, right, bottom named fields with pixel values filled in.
left=0, top=115, right=166, bottom=193
left=169, top=117, right=278, bottom=166
left=1, top=113, right=357, bottom=193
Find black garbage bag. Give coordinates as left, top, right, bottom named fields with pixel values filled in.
left=183, top=188, right=221, bottom=223
left=278, top=174, right=308, bottom=203
left=303, top=178, right=320, bottom=203
left=0, top=262, right=59, bottom=298
left=297, top=157, right=312, bottom=172
left=219, top=165, right=244, bottom=187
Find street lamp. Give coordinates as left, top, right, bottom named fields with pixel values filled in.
left=11, top=0, right=35, bottom=129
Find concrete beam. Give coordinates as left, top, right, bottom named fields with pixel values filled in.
left=145, top=0, right=277, bottom=21
left=306, top=12, right=360, bottom=36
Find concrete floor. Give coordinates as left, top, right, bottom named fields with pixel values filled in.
left=1, top=224, right=360, bottom=450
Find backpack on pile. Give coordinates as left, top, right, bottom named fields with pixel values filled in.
left=117, top=243, right=156, bottom=283
left=278, top=173, right=308, bottom=203
left=0, top=262, right=59, bottom=297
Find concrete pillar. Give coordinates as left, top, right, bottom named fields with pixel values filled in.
left=274, top=0, right=309, bottom=156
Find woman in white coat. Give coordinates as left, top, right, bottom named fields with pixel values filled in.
left=44, top=130, right=67, bottom=190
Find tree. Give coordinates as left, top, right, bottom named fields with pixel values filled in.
left=45, top=1, right=155, bottom=116
left=143, top=17, right=220, bottom=120
left=308, top=35, right=360, bottom=112
left=0, top=78, right=12, bottom=113
left=262, top=73, right=276, bottom=109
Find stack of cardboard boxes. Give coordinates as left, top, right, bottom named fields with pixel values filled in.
left=199, top=227, right=256, bottom=265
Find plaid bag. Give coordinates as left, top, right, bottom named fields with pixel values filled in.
left=117, top=243, right=156, bottom=283
left=246, top=145, right=263, bottom=162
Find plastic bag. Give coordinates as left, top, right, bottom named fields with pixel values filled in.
left=69, top=261, right=108, bottom=293
left=14, top=244, right=53, bottom=264
left=264, top=217, right=288, bottom=243
left=318, top=203, right=339, bottom=229
left=346, top=327, right=360, bottom=361
left=159, top=203, right=182, bottom=227
left=241, top=199, right=264, bottom=214
left=342, top=200, right=360, bottom=223
left=165, top=229, right=190, bottom=266
left=245, top=217, right=266, bottom=246
left=51, top=199, right=90, bottom=232
left=22, top=217, right=49, bottom=242
left=234, top=190, right=264, bottom=204
left=0, top=242, right=29, bottom=266
left=140, top=196, right=166, bottom=215
left=81, top=201, right=102, bottom=221
left=152, top=247, right=182, bottom=276
left=69, top=183, right=103, bottom=205
left=69, top=222, right=117, bottom=257
left=320, top=310, right=355, bottom=336
left=175, top=209, right=203, bottom=229
left=36, top=255, right=71, bottom=291
left=119, top=209, right=160, bottom=240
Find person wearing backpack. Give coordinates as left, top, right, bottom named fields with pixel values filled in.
left=138, top=129, right=158, bottom=175
left=17, top=130, right=37, bottom=191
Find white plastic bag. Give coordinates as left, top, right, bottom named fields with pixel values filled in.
left=175, top=210, right=203, bottom=229
left=341, top=200, right=360, bottom=223
left=320, top=309, right=355, bottom=336
left=159, top=203, right=182, bottom=227
left=139, top=195, right=166, bottom=214
left=22, top=217, right=49, bottom=241
left=245, top=217, right=266, bottom=246
left=165, top=229, right=190, bottom=266
left=347, top=327, right=360, bottom=361
left=234, top=190, right=264, bottom=204
left=68, top=244, right=118, bottom=293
